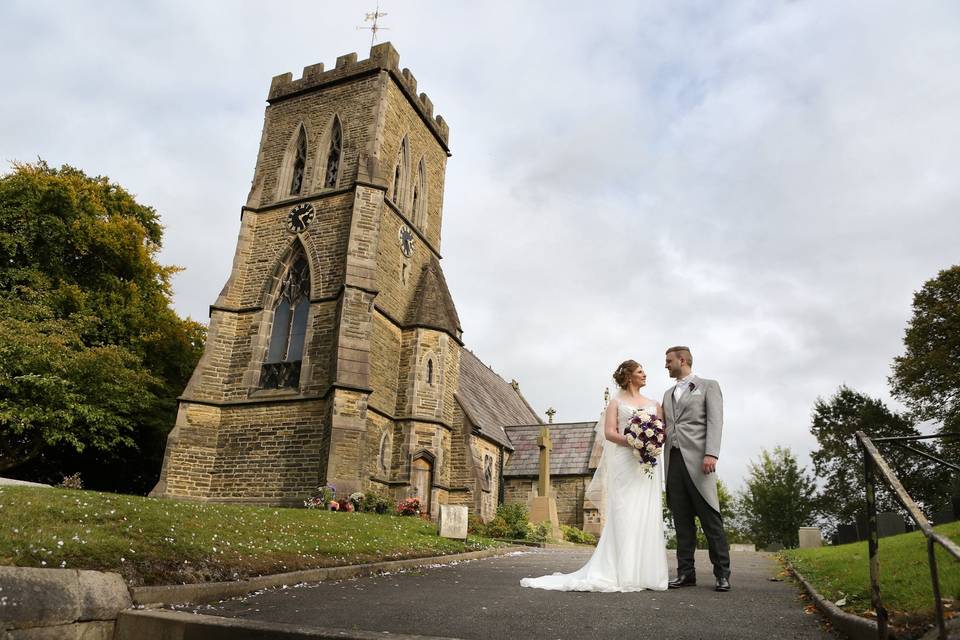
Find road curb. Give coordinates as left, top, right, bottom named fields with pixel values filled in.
left=782, top=558, right=881, bottom=640
left=115, top=609, right=466, bottom=640
left=131, top=545, right=526, bottom=606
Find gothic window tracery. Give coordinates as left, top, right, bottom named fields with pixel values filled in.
left=289, top=127, right=307, bottom=196
left=261, top=252, right=310, bottom=389
left=324, top=117, right=342, bottom=189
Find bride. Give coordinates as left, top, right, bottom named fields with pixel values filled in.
left=520, top=359, right=669, bottom=592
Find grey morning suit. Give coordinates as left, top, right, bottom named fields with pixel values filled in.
left=663, top=375, right=731, bottom=579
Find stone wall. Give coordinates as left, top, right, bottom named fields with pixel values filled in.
left=153, top=43, right=473, bottom=514
left=503, top=475, right=591, bottom=528
left=0, top=567, right=131, bottom=639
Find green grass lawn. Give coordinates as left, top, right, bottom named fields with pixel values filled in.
left=782, top=521, right=959, bottom=630
left=0, top=486, right=498, bottom=586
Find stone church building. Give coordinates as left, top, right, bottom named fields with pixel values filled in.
left=151, top=43, right=598, bottom=524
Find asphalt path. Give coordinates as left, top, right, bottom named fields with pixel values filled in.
left=193, top=548, right=838, bottom=640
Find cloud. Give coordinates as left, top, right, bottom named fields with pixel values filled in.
left=2, top=0, right=959, bottom=491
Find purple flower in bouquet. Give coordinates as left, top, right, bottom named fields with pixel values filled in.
left=623, top=407, right=665, bottom=477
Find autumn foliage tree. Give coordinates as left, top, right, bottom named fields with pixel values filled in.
left=0, top=161, right=204, bottom=492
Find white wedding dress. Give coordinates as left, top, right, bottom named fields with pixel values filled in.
left=520, top=400, right=669, bottom=592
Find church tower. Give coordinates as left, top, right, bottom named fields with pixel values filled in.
left=152, top=43, right=464, bottom=509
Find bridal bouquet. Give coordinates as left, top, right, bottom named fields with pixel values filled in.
left=624, top=407, right=665, bottom=477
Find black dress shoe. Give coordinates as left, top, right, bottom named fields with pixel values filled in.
left=668, top=573, right=697, bottom=588
left=714, top=576, right=731, bottom=592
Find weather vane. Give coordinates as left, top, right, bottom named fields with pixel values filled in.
left=357, top=2, right=389, bottom=46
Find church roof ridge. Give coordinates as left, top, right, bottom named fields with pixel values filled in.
left=457, top=348, right=540, bottom=449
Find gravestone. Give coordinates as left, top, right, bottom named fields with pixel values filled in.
left=932, top=508, right=956, bottom=525
left=798, top=527, right=822, bottom=548
left=437, top=505, right=468, bottom=540
left=836, top=524, right=859, bottom=545
left=876, top=511, right=906, bottom=538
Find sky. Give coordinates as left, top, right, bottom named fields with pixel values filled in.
left=3, top=1, right=959, bottom=493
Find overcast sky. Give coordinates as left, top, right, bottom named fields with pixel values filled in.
left=3, top=1, right=959, bottom=492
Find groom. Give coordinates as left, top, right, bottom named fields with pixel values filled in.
left=663, top=346, right=731, bottom=592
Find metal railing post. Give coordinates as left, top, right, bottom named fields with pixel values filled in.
left=861, top=446, right=888, bottom=639
left=927, top=537, right=946, bottom=640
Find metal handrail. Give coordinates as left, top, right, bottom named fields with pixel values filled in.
left=855, top=431, right=960, bottom=640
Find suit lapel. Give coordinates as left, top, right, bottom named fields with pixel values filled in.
left=674, top=375, right=699, bottom=419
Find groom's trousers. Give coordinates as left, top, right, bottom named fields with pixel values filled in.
left=667, top=448, right=731, bottom=579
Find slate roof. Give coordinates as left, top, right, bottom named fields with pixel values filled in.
left=502, top=422, right=598, bottom=477
left=456, top=348, right=541, bottom=450
left=406, top=257, right=462, bottom=338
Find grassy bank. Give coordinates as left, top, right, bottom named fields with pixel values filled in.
left=782, top=521, right=959, bottom=633
left=0, top=486, right=497, bottom=586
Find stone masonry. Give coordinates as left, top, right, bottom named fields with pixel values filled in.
left=151, top=43, right=542, bottom=521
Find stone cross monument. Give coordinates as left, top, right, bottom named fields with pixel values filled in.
left=537, top=424, right=552, bottom=498
left=528, top=422, right=561, bottom=540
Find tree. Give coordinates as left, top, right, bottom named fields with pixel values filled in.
left=809, top=386, right=948, bottom=536
left=890, top=265, right=960, bottom=460
left=664, top=478, right=750, bottom=548
left=0, top=161, right=204, bottom=492
left=738, top=447, right=816, bottom=549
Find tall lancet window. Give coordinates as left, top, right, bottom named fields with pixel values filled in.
left=413, top=159, right=426, bottom=228
left=391, top=136, right=408, bottom=206
left=261, top=253, right=310, bottom=389
left=289, top=127, right=307, bottom=196
left=392, top=164, right=401, bottom=201
left=324, top=117, right=342, bottom=188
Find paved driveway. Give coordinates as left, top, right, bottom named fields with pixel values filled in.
left=195, top=548, right=836, bottom=640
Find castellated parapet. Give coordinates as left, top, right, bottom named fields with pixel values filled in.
left=268, top=42, right=450, bottom=148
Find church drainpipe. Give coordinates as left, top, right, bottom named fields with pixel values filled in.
left=497, top=448, right=505, bottom=505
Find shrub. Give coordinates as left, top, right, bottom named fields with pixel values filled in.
left=467, top=514, right=486, bottom=536
left=561, top=524, right=597, bottom=545
left=361, top=490, right=392, bottom=514
left=527, top=522, right=551, bottom=543
left=485, top=516, right=510, bottom=539
left=58, top=473, right=83, bottom=490
left=496, top=503, right=529, bottom=539
left=397, top=497, right=421, bottom=516
left=304, top=484, right=336, bottom=509
left=348, top=492, right=365, bottom=511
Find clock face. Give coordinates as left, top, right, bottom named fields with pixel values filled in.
left=398, top=225, right=414, bottom=258
left=287, top=203, right=315, bottom=234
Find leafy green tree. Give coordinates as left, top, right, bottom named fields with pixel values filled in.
left=890, top=265, right=960, bottom=460
left=738, top=447, right=816, bottom=549
left=0, top=161, right=204, bottom=492
left=809, top=386, right=948, bottom=535
left=664, top=478, right=750, bottom=548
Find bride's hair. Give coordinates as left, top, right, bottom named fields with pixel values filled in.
left=612, top=359, right=640, bottom=389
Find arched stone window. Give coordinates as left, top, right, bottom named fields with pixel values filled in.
left=391, top=136, right=409, bottom=207
left=412, top=158, right=427, bottom=229
left=323, top=117, right=342, bottom=189
left=378, top=431, right=391, bottom=475
left=483, top=454, right=494, bottom=489
left=261, top=251, right=310, bottom=389
left=289, top=126, right=307, bottom=196
left=426, top=358, right=434, bottom=385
